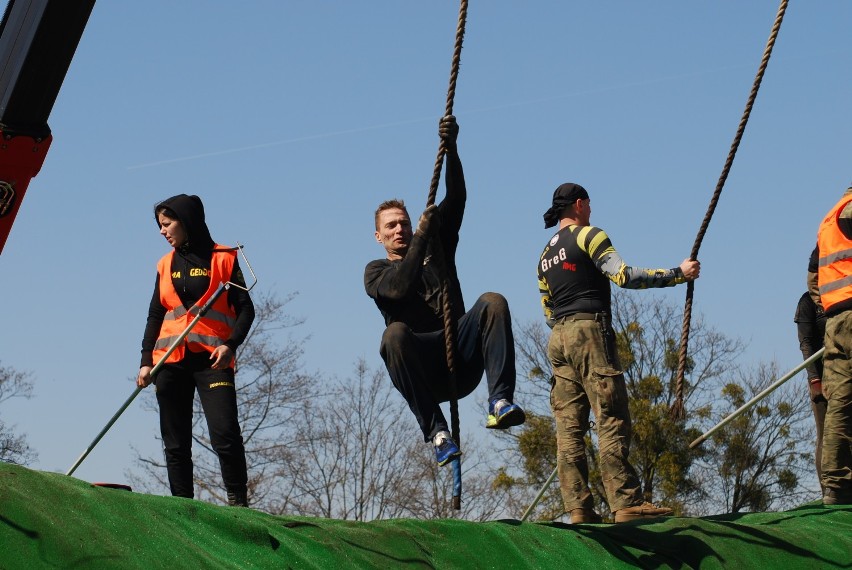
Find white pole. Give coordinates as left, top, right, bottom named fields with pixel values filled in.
left=689, top=348, right=824, bottom=449
left=520, top=466, right=559, bottom=522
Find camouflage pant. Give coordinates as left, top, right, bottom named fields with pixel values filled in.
left=821, top=311, right=852, bottom=493
left=547, top=315, right=642, bottom=512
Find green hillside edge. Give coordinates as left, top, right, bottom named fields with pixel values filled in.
left=1, top=462, right=850, bottom=569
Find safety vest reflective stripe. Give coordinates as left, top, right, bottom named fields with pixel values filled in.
left=820, top=274, right=852, bottom=295
left=152, top=244, right=237, bottom=366
left=154, top=333, right=226, bottom=351
left=817, top=195, right=852, bottom=312
left=163, top=305, right=235, bottom=327
left=818, top=248, right=852, bottom=267
left=194, top=307, right=235, bottom=327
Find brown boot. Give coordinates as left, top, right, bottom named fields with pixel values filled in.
left=823, top=488, right=852, bottom=505
left=613, top=502, right=672, bottom=523
left=570, top=508, right=603, bottom=524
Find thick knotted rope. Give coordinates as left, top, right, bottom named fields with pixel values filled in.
left=425, top=0, right=468, bottom=510
left=672, top=0, right=789, bottom=420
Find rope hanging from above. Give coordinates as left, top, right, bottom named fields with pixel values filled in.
left=427, top=0, right=468, bottom=209
left=671, top=0, right=789, bottom=420
left=425, top=0, right=468, bottom=511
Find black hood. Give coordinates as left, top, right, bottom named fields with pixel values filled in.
left=154, top=194, right=215, bottom=253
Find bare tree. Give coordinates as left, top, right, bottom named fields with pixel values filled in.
left=275, top=359, right=416, bottom=519
left=276, top=359, right=504, bottom=521
left=394, top=442, right=506, bottom=521
left=695, top=361, right=816, bottom=513
left=0, top=362, right=36, bottom=465
left=511, top=320, right=553, bottom=415
left=130, top=291, right=317, bottom=505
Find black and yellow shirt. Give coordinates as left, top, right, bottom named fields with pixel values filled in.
left=537, top=224, right=685, bottom=325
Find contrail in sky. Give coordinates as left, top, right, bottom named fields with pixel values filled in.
left=127, top=64, right=749, bottom=170
left=126, top=118, right=429, bottom=170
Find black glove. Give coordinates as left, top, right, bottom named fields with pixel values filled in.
left=417, top=204, right=441, bottom=238
left=439, top=115, right=459, bottom=149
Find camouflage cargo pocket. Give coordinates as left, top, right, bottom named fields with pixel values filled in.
left=591, top=366, right=625, bottom=414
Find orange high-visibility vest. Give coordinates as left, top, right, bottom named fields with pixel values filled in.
left=153, top=245, right=237, bottom=366
left=818, top=194, right=852, bottom=314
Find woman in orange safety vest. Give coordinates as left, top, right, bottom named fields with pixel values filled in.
left=136, top=194, right=255, bottom=507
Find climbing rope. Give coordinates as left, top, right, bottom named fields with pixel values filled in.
left=425, top=0, right=468, bottom=511
left=427, top=0, right=467, bottom=207
left=672, top=0, right=789, bottom=420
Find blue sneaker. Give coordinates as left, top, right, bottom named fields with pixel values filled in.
left=433, top=431, right=462, bottom=466
left=486, top=398, right=526, bottom=429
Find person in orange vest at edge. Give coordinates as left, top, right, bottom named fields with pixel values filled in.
left=537, top=182, right=700, bottom=523
left=815, top=182, right=852, bottom=506
left=794, top=246, right=828, bottom=493
left=364, top=116, right=526, bottom=467
left=136, top=194, right=255, bottom=507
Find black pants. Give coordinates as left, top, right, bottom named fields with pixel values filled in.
left=812, top=396, right=828, bottom=490
left=155, top=349, right=247, bottom=498
left=380, top=292, right=517, bottom=441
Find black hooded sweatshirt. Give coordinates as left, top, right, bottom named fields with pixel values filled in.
left=140, top=194, right=255, bottom=368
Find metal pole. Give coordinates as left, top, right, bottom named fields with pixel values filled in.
left=689, top=347, right=824, bottom=449
left=66, top=242, right=258, bottom=476
left=66, top=282, right=230, bottom=476
left=520, top=465, right=559, bottom=522
left=451, top=457, right=462, bottom=510
left=65, top=385, right=143, bottom=477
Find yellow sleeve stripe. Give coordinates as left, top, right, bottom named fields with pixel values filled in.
left=587, top=230, right=610, bottom=258
left=574, top=225, right=611, bottom=259
left=537, top=276, right=552, bottom=319
left=574, top=226, right=591, bottom=249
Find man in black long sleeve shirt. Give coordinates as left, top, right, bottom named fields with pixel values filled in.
left=364, top=116, right=525, bottom=466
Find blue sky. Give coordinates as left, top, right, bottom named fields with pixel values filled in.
left=0, top=1, right=849, bottom=489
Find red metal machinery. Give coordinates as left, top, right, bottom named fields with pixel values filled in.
left=0, top=0, right=95, bottom=253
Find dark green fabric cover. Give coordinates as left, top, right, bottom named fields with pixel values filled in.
left=1, top=463, right=850, bottom=569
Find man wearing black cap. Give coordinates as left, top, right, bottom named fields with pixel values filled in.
left=364, top=116, right=526, bottom=467
left=538, top=182, right=700, bottom=524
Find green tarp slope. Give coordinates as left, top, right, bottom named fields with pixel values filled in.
left=1, top=463, right=850, bottom=569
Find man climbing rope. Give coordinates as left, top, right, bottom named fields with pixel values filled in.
left=364, top=115, right=525, bottom=466
left=537, top=182, right=699, bottom=524
left=814, top=183, right=852, bottom=506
